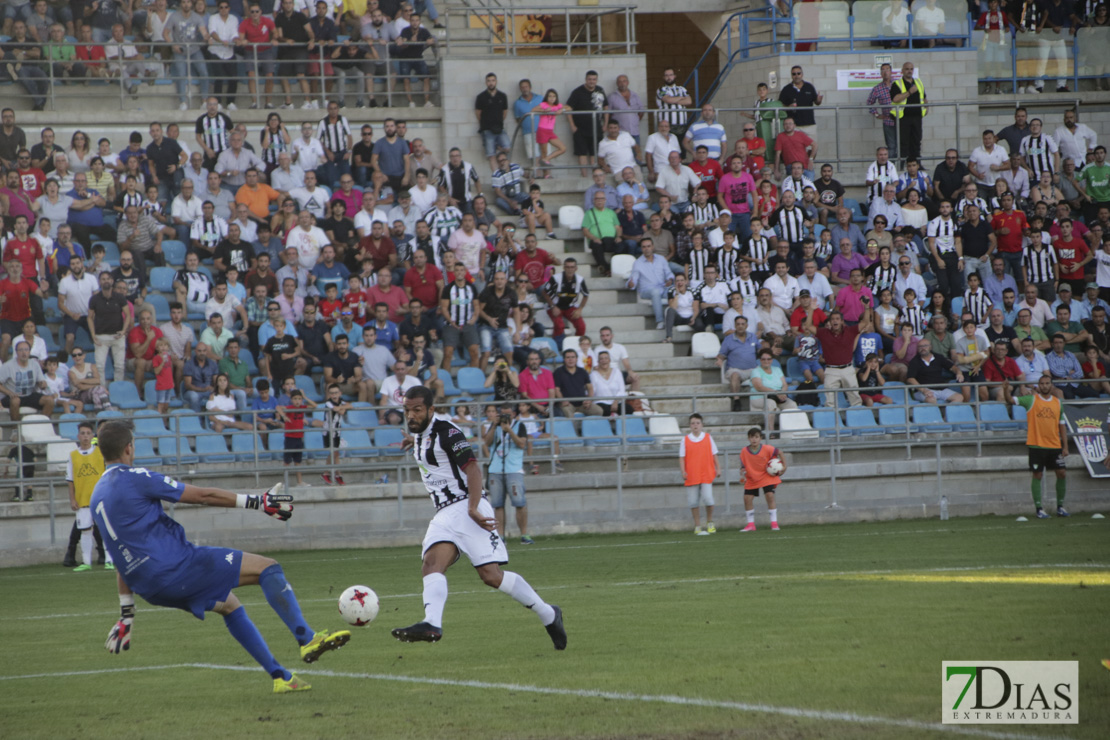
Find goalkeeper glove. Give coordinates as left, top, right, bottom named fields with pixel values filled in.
left=239, top=483, right=294, bottom=521
left=106, top=597, right=135, bottom=654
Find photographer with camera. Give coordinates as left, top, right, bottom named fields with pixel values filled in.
left=482, top=403, right=534, bottom=545
left=483, top=357, right=521, bottom=402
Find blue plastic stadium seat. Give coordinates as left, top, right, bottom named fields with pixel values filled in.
left=785, top=355, right=802, bottom=381
left=144, top=293, right=171, bottom=321
left=37, top=325, right=59, bottom=352
left=133, top=437, right=162, bottom=467
left=877, top=406, right=913, bottom=433
left=1011, top=403, right=1027, bottom=428
left=109, top=381, right=146, bottom=410
left=944, top=404, right=979, bottom=432
left=845, top=408, right=885, bottom=436
left=162, top=240, right=187, bottom=265
left=530, top=337, right=559, bottom=363
left=144, top=379, right=183, bottom=408
left=581, top=418, right=619, bottom=446
left=435, top=371, right=462, bottom=397
left=844, top=197, right=866, bottom=223
left=58, top=413, right=86, bottom=440
left=456, top=367, right=492, bottom=396
left=884, top=386, right=906, bottom=405
left=374, top=427, right=407, bottom=455
left=171, top=409, right=206, bottom=435
left=231, top=431, right=269, bottom=462
left=951, top=296, right=964, bottom=318
left=132, top=409, right=168, bottom=436
left=243, top=351, right=258, bottom=374
left=72, top=326, right=95, bottom=352
left=347, top=402, right=380, bottom=429
left=195, top=434, right=236, bottom=463
left=295, top=374, right=323, bottom=402
left=96, top=241, right=120, bottom=266
left=42, top=295, right=59, bottom=318
left=912, top=405, right=954, bottom=433
left=811, top=409, right=842, bottom=438
left=551, top=417, right=583, bottom=446
left=96, top=409, right=125, bottom=421
left=616, top=417, right=655, bottom=444
left=158, top=435, right=198, bottom=465
left=340, top=428, right=376, bottom=457
left=149, top=267, right=176, bottom=293
left=980, top=403, right=1019, bottom=431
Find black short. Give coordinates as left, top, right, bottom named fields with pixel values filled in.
left=284, top=435, right=304, bottom=464
left=1028, top=447, right=1064, bottom=472
left=572, top=127, right=598, bottom=157
left=278, top=47, right=306, bottom=76
left=322, top=432, right=341, bottom=449
left=385, top=174, right=405, bottom=194
left=0, top=318, right=26, bottom=338
left=744, top=485, right=777, bottom=497
left=1, top=392, right=45, bottom=409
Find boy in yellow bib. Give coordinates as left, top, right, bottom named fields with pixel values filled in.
left=67, top=422, right=113, bottom=572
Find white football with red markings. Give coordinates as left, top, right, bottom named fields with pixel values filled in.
left=338, top=585, right=380, bottom=626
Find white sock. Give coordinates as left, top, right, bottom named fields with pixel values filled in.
left=746, top=510, right=755, bottom=524
left=80, top=529, right=94, bottom=565
left=769, top=508, right=778, bottom=523
left=421, top=573, right=448, bottom=628
left=498, top=571, right=556, bottom=625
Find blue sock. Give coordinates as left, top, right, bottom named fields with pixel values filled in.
left=258, top=563, right=313, bottom=646
left=224, top=606, right=289, bottom=681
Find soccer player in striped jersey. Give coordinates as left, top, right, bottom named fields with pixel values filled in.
left=392, top=386, right=566, bottom=649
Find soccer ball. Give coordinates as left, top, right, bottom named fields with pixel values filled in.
left=338, top=585, right=380, bottom=626
left=765, top=457, right=785, bottom=476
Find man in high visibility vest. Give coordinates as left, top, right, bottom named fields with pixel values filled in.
left=679, top=413, right=721, bottom=535
left=67, top=421, right=114, bottom=572
left=890, top=61, right=927, bottom=164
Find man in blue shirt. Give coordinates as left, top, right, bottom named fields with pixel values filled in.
left=981, top=256, right=1018, bottom=307
left=91, top=421, right=350, bottom=693
left=483, top=406, right=533, bottom=544
left=513, top=79, right=543, bottom=165
left=717, top=314, right=761, bottom=411
left=627, top=238, right=673, bottom=329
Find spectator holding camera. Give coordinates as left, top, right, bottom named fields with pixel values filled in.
left=483, top=405, right=533, bottom=545
left=484, top=357, right=520, bottom=402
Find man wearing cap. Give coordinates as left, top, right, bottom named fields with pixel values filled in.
left=1050, top=284, right=1090, bottom=324
left=1078, top=282, right=1110, bottom=318
left=980, top=338, right=1023, bottom=401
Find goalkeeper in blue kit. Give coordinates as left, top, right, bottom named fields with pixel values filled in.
left=90, top=421, right=351, bottom=693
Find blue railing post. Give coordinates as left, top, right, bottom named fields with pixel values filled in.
left=906, top=12, right=913, bottom=49
left=849, top=14, right=855, bottom=51
left=1072, top=31, right=1080, bottom=92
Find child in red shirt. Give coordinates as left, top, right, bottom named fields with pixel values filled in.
left=151, top=338, right=175, bottom=414
left=317, top=283, right=344, bottom=326
left=342, top=274, right=370, bottom=324
left=738, top=427, right=786, bottom=532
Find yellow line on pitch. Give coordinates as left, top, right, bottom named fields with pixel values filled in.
left=842, top=570, right=1110, bottom=586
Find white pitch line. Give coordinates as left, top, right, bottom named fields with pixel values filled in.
left=0, top=662, right=1075, bottom=740
left=7, top=563, right=1107, bottom=622
left=2, top=520, right=1099, bottom=581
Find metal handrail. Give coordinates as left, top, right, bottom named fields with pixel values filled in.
left=17, top=37, right=442, bottom=111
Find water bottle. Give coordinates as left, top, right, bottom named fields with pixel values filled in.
left=939, top=495, right=949, bottom=521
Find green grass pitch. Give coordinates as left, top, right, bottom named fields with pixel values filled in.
left=2, top=516, right=1108, bottom=739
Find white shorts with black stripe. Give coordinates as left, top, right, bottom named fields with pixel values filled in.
left=421, top=498, right=508, bottom=567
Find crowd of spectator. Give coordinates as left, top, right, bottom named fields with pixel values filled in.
left=0, top=0, right=442, bottom=112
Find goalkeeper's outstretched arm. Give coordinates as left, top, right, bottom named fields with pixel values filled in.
left=178, top=483, right=294, bottom=521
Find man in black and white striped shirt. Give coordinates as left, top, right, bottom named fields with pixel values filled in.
left=439, top=261, right=480, bottom=368
left=655, top=67, right=692, bottom=141
left=963, top=272, right=993, bottom=326
left=194, top=97, right=234, bottom=171
left=770, top=190, right=809, bottom=251
left=317, top=101, right=353, bottom=187
left=690, top=187, right=721, bottom=228
left=1022, top=230, right=1057, bottom=300
left=1019, top=119, right=1060, bottom=182
left=715, top=231, right=742, bottom=283
left=926, top=200, right=963, bottom=297
left=865, top=146, right=898, bottom=204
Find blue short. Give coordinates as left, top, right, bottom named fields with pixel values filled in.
left=396, top=59, right=429, bottom=79
left=156, top=389, right=175, bottom=404
left=797, top=358, right=822, bottom=375
left=140, top=546, right=242, bottom=620
left=480, top=325, right=514, bottom=356
left=481, top=130, right=511, bottom=158
left=488, top=472, right=526, bottom=508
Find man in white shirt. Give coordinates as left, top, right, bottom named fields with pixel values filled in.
left=762, top=260, right=799, bottom=312
left=377, top=359, right=421, bottom=424
left=291, top=121, right=326, bottom=174
left=597, top=326, right=640, bottom=391
left=353, top=190, right=390, bottom=238
left=968, top=129, right=1008, bottom=188
left=1053, top=109, right=1097, bottom=170
left=1018, top=283, right=1054, bottom=327
left=270, top=151, right=306, bottom=193
left=655, top=151, right=700, bottom=211
left=597, top=120, right=641, bottom=181
left=289, top=170, right=331, bottom=219
left=170, top=177, right=204, bottom=243
left=796, top=258, right=833, bottom=311
left=446, top=213, right=487, bottom=282
left=104, top=22, right=161, bottom=93
left=893, top=254, right=927, bottom=308
left=692, top=264, right=730, bottom=331
left=644, top=118, right=680, bottom=183
left=57, top=255, right=100, bottom=355
left=229, top=202, right=259, bottom=244
left=285, top=209, right=331, bottom=270
left=204, top=280, right=248, bottom=332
